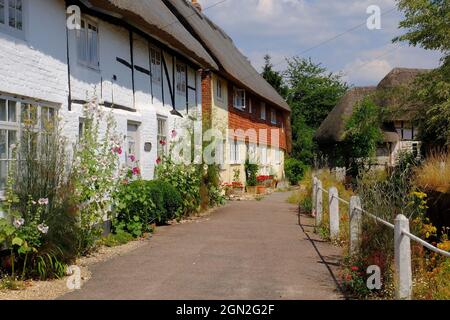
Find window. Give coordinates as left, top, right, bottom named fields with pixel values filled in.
left=150, top=46, right=161, bottom=85
left=126, top=123, right=140, bottom=167
left=229, top=139, right=241, bottom=164
left=0, top=0, right=24, bottom=37
left=260, top=102, right=266, bottom=120
left=395, top=121, right=416, bottom=141
left=157, top=117, right=167, bottom=159
left=0, top=96, right=56, bottom=191
left=412, top=143, right=419, bottom=158
left=176, top=63, right=186, bottom=94
left=271, top=108, right=277, bottom=124
left=216, top=79, right=223, bottom=101
left=77, top=17, right=99, bottom=69
left=260, top=146, right=267, bottom=165
left=274, top=148, right=281, bottom=164
left=233, top=88, right=245, bottom=110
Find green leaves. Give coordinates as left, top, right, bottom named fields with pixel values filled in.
left=12, top=237, right=23, bottom=246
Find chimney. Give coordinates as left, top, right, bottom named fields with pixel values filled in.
left=192, top=0, right=202, bottom=12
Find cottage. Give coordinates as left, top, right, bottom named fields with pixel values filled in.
left=315, top=68, right=428, bottom=168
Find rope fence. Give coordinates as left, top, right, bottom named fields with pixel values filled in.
left=312, top=175, right=450, bottom=300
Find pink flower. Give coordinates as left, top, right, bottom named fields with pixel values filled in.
left=156, top=157, right=161, bottom=165
left=117, top=147, right=123, bottom=155
left=38, top=198, right=49, bottom=206
left=132, top=167, right=141, bottom=175
left=171, top=130, right=177, bottom=138
left=129, top=155, right=136, bottom=162
left=159, top=140, right=166, bottom=146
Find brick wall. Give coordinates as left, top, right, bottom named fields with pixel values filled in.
left=227, top=81, right=288, bottom=151
left=201, top=70, right=213, bottom=129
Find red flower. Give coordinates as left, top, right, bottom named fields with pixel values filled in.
left=351, top=266, right=359, bottom=272
left=132, top=167, right=141, bottom=175
left=345, top=274, right=352, bottom=282
left=160, top=140, right=166, bottom=146
left=156, top=157, right=161, bottom=165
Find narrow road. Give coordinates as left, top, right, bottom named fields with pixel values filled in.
left=62, top=192, right=343, bottom=300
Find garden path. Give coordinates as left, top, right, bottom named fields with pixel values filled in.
left=61, top=191, right=344, bottom=300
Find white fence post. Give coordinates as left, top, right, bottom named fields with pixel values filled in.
left=315, top=179, right=323, bottom=227
left=312, top=176, right=317, bottom=215
left=349, top=196, right=362, bottom=255
left=394, top=214, right=412, bottom=300
left=329, top=187, right=339, bottom=240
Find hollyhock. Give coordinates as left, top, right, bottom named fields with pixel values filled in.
left=171, top=130, right=177, bottom=138
left=37, top=223, right=49, bottom=234
left=38, top=198, right=49, bottom=205
left=13, top=218, right=25, bottom=228
left=132, top=167, right=141, bottom=175
left=129, top=155, right=136, bottom=162
left=156, top=157, right=161, bottom=165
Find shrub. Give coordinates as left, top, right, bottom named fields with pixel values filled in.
left=147, top=180, right=183, bottom=222
left=285, top=158, right=307, bottom=185
left=414, top=152, right=450, bottom=193
left=245, top=159, right=259, bottom=187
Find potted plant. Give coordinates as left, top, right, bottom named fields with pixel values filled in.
left=232, top=168, right=244, bottom=194
left=256, top=175, right=269, bottom=194
left=222, top=182, right=233, bottom=196
left=245, top=159, right=258, bottom=194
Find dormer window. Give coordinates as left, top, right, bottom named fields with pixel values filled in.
left=233, top=88, right=245, bottom=110
left=77, top=17, right=99, bottom=69
left=216, top=80, right=223, bottom=101
left=0, top=0, right=25, bottom=39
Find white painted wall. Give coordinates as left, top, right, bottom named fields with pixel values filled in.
left=0, top=0, right=203, bottom=181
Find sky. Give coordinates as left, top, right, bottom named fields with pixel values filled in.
left=198, top=0, right=443, bottom=87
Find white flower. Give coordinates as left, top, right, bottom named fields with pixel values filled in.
left=10, top=144, right=16, bottom=150
left=13, top=218, right=25, bottom=228
left=38, top=198, right=49, bottom=205
left=37, top=223, right=49, bottom=234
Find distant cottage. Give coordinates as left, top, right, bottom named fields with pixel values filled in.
left=314, top=68, right=429, bottom=168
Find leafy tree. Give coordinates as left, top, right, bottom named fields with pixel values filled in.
left=394, top=0, right=450, bottom=148
left=261, top=54, right=288, bottom=97
left=284, top=57, right=348, bottom=164
left=342, top=97, right=383, bottom=175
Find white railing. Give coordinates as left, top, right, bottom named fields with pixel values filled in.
left=311, top=176, right=450, bottom=300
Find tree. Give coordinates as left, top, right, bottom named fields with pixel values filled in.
left=342, top=97, right=383, bottom=175
left=261, top=55, right=288, bottom=98
left=394, top=0, right=450, bottom=148
left=284, top=57, right=348, bottom=164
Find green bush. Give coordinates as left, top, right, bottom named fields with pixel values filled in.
left=245, top=159, right=259, bottom=187
left=114, top=180, right=183, bottom=234
left=284, top=158, right=307, bottom=185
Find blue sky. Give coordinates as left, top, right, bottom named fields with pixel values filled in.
left=199, top=0, right=443, bottom=87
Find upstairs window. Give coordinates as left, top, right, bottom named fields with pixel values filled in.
left=77, top=17, right=99, bottom=69
left=176, top=63, right=186, bottom=95
left=0, top=0, right=24, bottom=38
left=260, top=102, right=266, bottom=120
left=233, top=88, right=245, bottom=110
left=150, top=46, right=162, bottom=85
left=271, top=108, right=277, bottom=125
left=216, top=79, right=223, bottom=101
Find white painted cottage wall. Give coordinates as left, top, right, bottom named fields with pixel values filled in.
left=0, top=0, right=203, bottom=181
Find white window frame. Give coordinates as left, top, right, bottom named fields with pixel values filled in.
left=0, top=0, right=25, bottom=39
left=176, top=62, right=187, bottom=95
left=233, top=88, right=246, bottom=110
left=229, top=139, right=241, bottom=164
left=260, top=102, right=266, bottom=120
left=126, top=122, right=140, bottom=167
left=0, top=94, right=58, bottom=194
left=77, top=16, right=99, bottom=70
left=150, top=46, right=162, bottom=85
left=157, top=116, right=167, bottom=159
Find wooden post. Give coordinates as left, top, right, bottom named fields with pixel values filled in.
left=394, top=214, right=412, bottom=300
left=315, top=179, right=323, bottom=227
left=329, top=187, right=339, bottom=240
left=349, top=196, right=362, bottom=255
left=312, top=176, right=317, bottom=215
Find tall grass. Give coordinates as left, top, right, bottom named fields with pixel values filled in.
left=415, top=152, right=450, bottom=193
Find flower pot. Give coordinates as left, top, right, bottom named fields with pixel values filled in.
left=257, top=186, right=266, bottom=194
left=233, top=187, right=245, bottom=195
left=246, top=186, right=257, bottom=194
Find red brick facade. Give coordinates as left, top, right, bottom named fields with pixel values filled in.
left=201, top=71, right=290, bottom=152
left=227, top=82, right=288, bottom=151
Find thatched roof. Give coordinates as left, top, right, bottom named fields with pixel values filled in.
left=85, top=0, right=219, bottom=69
left=315, top=68, right=430, bottom=143
left=164, top=0, right=291, bottom=112
left=315, top=87, right=377, bottom=142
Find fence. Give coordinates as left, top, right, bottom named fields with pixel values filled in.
left=312, top=176, right=450, bottom=300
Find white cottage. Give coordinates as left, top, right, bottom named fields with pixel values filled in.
left=0, top=0, right=219, bottom=192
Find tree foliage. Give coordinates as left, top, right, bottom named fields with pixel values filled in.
left=261, top=54, right=288, bottom=98
left=283, top=57, right=348, bottom=164
left=394, top=0, right=450, bottom=148
left=342, top=97, right=383, bottom=175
